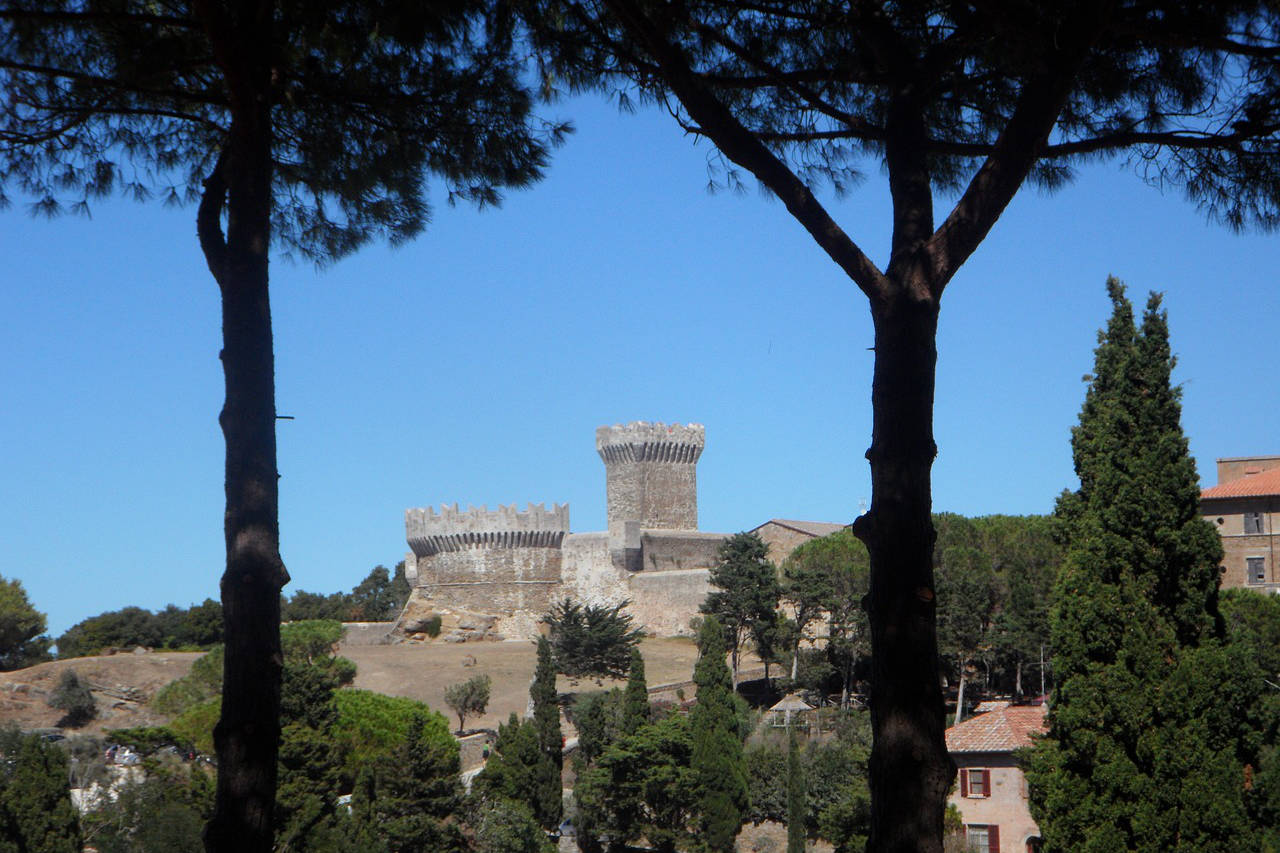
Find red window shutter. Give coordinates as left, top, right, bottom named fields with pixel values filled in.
left=982, top=769, right=991, bottom=798
left=988, top=824, right=1000, bottom=853
left=960, top=769, right=968, bottom=797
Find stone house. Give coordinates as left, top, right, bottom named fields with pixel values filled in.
left=945, top=702, right=1046, bottom=853
left=749, top=518, right=850, bottom=566
left=1201, top=455, right=1280, bottom=593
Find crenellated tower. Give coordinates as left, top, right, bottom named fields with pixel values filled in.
left=404, top=502, right=569, bottom=615
left=596, top=422, right=705, bottom=570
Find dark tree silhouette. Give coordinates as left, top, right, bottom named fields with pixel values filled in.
left=0, top=4, right=558, bottom=850
left=523, top=3, right=1280, bottom=848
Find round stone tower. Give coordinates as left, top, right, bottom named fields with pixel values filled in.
left=404, top=502, right=569, bottom=615
left=596, top=422, right=705, bottom=570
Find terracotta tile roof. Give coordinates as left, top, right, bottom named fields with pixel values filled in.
left=756, top=519, right=849, bottom=538
left=946, top=704, right=1047, bottom=754
left=1201, top=467, right=1280, bottom=499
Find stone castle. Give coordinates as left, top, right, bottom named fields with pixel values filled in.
left=400, top=422, right=727, bottom=639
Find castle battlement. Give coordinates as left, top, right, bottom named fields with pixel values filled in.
left=406, top=502, right=569, bottom=557
left=595, top=422, right=706, bottom=462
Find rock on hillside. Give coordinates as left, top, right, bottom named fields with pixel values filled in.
left=0, top=651, right=202, bottom=735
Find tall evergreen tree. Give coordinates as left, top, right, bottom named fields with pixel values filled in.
left=786, top=726, right=806, bottom=853
left=622, top=647, right=649, bottom=735
left=531, top=635, right=563, bottom=831
left=1, top=8, right=558, bottom=848
left=1027, top=278, right=1261, bottom=852
left=690, top=616, right=749, bottom=852
left=702, top=532, right=780, bottom=688
left=0, top=729, right=81, bottom=853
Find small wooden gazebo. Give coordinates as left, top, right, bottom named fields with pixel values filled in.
left=767, top=693, right=814, bottom=728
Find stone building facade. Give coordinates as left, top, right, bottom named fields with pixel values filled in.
left=946, top=703, right=1047, bottom=853
left=1201, top=455, right=1280, bottom=593
left=402, top=422, right=726, bottom=638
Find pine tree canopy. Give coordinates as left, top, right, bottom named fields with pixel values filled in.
left=0, top=0, right=565, bottom=263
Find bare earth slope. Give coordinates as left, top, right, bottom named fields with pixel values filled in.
left=0, top=651, right=202, bottom=735
left=0, top=638, right=711, bottom=736
left=341, top=637, right=703, bottom=732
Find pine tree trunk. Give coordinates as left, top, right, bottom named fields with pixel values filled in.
left=853, top=291, right=954, bottom=853
left=197, top=5, right=287, bottom=850
left=954, top=667, right=966, bottom=726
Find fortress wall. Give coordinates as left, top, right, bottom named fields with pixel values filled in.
left=422, top=547, right=563, bottom=614
left=640, top=531, right=725, bottom=572
left=627, top=569, right=711, bottom=636
left=560, top=532, right=629, bottom=606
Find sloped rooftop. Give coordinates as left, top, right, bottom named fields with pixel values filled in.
left=756, top=519, right=849, bottom=538
left=945, top=704, right=1047, bottom=754
left=1201, top=467, right=1280, bottom=500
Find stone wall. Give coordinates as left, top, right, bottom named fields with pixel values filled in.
left=406, top=502, right=570, bottom=618
left=639, top=530, right=723, bottom=572
left=628, top=569, right=712, bottom=636
left=597, top=422, right=704, bottom=531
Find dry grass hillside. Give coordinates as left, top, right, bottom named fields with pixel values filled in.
left=0, top=636, right=722, bottom=736
left=0, top=651, right=202, bottom=735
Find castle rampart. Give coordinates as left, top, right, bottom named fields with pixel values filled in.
left=404, top=503, right=569, bottom=618
left=401, top=424, right=721, bottom=641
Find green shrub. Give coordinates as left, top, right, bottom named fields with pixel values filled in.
left=48, top=669, right=96, bottom=727
left=332, top=689, right=453, bottom=773
left=423, top=614, right=442, bottom=638
left=152, top=646, right=223, bottom=716
left=169, top=698, right=220, bottom=755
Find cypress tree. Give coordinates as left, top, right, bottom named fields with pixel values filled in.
left=1027, top=278, right=1260, bottom=852
left=622, top=647, right=650, bottom=735
left=786, top=726, right=806, bottom=853
left=0, top=729, right=81, bottom=853
left=531, top=635, right=563, bottom=831
left=691, top=615, right=749, bottom=852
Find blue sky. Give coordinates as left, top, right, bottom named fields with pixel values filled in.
left=3, top=94, right=1277, bottom=638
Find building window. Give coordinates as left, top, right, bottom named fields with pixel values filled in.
left=966, top=824, right=1000, bottom=853
left=1248, top=557, right=1266, bottom=585
left=1244, top=512, right=1265, bottom=534
left=961, top=767, right=990, bottom=798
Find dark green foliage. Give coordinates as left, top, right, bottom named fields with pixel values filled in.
left=573, top=711, right=700, bottom=853
left=569, top=690, right=627, bottom=767
left=786, top=727, right=805, bottom=853
left=475, top=713, right=543, bottom=804
left=351, top=712, right=467, bottom=853
left=0, top=727, right=81, bottom=853
left=475, top=641, right=563, bottom=832
left=702, top=532, right=780, bottom=686
left=83, top=762, right=214, bottom=853
left=330, top=691, right=453, bottom=775
left=1027, top=279, right=1261, bottom=852
left=47, top=669, right=95, bottom=727
left=56, top=601, right=224, bottom=658
left=622, top=647, right=650, bottom=735
left=281, top=590, right=352, bottom=623
left=745, top=711, right=872, bottom=850
left=0, top=576, right=51, bottom=671
left=542, top=598, right=644, bottom=681
left=531, top=636, right=563, bottom=830
left=151, top=645, right=225, bottom=716
left=691, top=616, right=749, bottom=851
left=471, top=796, right=553, bottom=853
left=934, top=534, right=1000, bottom=722
left=444, top=674, right=491, bottom=734
left=154, top=598, right=224, bottom=648
left=281, top=620, right=347, bottom=665
left=781, top=531, right=870, bottom=705
left=56, top=607, right=162, bottom=657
